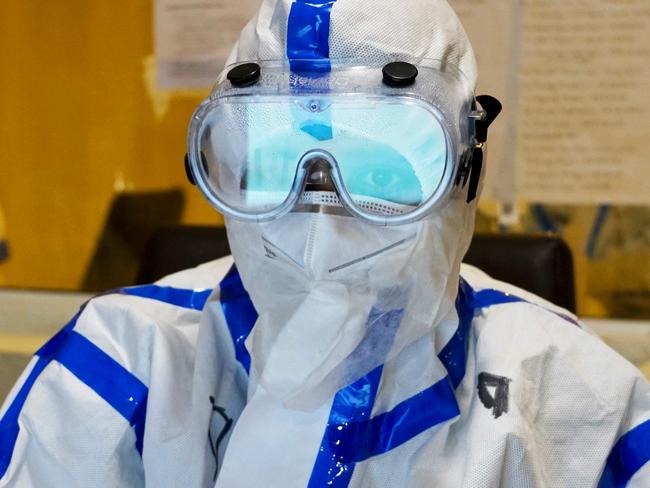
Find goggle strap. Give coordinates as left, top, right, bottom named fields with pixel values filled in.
left=462, top=94, right=502, bottom=203
left=466, top=146, right=483, bottom=203
left=475, top=95, right=503, bottom=143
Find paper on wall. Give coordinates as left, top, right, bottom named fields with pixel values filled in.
left=452, top=0, right=650, bottom=205
left=155, top=0, right=650, bottom=204
left=515, top=1, right=650, bottom=204
left=155, top=0, right=260, bottom=89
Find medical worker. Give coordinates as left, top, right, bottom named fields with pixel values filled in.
left=2, top=0, right=649, bottom=486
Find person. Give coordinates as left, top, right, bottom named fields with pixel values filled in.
left=1, top=0, right=649, bottom=486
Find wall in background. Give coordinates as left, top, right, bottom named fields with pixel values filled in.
left=0, top=0, right=221, bottom=290
left=0, top=1, right=648, bottom=320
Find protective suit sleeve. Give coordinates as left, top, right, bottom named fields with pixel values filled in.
left=0, top=298, right=147, bottom=487
left=597, top=375, right=650, bottom=487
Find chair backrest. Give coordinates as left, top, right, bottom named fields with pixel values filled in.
left=136, top=225, right=230, bottom=285
left=137, top=226, right=576, bottom=312
left=83, top=189, right=184, bottom=291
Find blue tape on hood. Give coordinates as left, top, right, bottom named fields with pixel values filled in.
left=287, top=0, right=336, bottom=73
left=287, top=0, right=335, bottom=140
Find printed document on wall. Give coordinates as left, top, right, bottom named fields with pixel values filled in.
left=155, top=0, right=260, bottom=89
left=452, top=0, right=650, bottom=205
left=516, top=0, right=650, bottom=204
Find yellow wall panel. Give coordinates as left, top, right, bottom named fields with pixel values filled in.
left=0, top=0, right=220, bottom=290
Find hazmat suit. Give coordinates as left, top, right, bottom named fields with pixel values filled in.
left=1, top=0, right=649, bottom=487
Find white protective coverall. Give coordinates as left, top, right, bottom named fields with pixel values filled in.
left=2, top=0, right=650, bottom=487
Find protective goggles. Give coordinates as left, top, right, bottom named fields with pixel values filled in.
left=186, top=58, right=499, bottom=225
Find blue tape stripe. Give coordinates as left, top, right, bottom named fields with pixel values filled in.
left=48, top=330, right=148, bottom=454
left=1, top=282, right=214, bottom=477
left=471, top=288, right=525, bottom=309
left=598, top=419, right=650, bottom=488
left=0, top=356, right=49, bottom=478
left=339, top=376, right=460, bottom=465
left=438, top=278, right=474, bottom=388
left=286, top=0, right=335, bottom=73
left=0, top=313, right=149, bottom=479
left=308, top=367, right=383, bottom=487
left=121, top=285, right=212, bottom=311
left=470, top=287, right=580, bottom=327
left=219, top=265, right=258, bottom=373
left=0, top=307, right=84, bottom=479
left=286, top=0, right=335, bottom=140
left=308, top=301, right=407, bottom=486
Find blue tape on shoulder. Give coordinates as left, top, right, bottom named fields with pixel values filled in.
left=0, top=316, right=149, bottom=478
left=0, top=282, right=214, bottom=477
left=219, top=265, right=258, bottom=373
left=49, top=331, right=148, bottom=453
left=470, top=286, right=580, bottom=327
left=121, top=284, right=212, bottom=311
left=0, top=356, right=50, bottom=479
left=0, top=307, right=85, bottom=479
left=598, top=419, right=650, bottom=488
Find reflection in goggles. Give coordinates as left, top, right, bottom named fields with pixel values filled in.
left=206, top=97, right=449, bottom=213
left=244, top=119, right=439, bottom=207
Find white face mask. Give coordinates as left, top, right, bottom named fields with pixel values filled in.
left=225, top=195, right=475, bottom=410
left=259, top=210, right=419, bottom=282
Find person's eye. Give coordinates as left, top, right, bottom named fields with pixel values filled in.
left=364, top=168, right=401, bottom=189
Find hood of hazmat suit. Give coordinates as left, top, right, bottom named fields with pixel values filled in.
left=224, top=0, right=480, bottom=410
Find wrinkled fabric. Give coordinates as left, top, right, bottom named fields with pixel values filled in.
left=1, top=260, right=649, bottom=487
left=2, top=0, right=649, bottom=487
left=227, top=199, right=472, bottom=409
left=225, top=0, right=479, bottom=409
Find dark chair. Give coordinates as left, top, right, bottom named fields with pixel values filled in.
left=137, top=227, right=576, bottom=313
left=82, top=189, right=184, bottom=291
left=136, top=225, right=230, bottom=284
left=464, top=233, right=575, bottom=312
